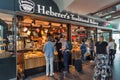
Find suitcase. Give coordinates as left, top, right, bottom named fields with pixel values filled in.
left=74, top=59, right=82, bottom=72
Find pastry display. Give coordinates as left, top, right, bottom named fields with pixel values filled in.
left=0, top=50, right=5, bottom=53
left=24, top=51, right=44, bottom=59
left=0, top=38, right=6, bottom=41
left=0, top=38, right=6, bottom=55
left=0, top=43, right=6, bottom=47
left=24, top=51, right=58, bottom=59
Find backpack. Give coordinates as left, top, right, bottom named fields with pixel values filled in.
left=80, top=44, right=87, bottom=53
left=66, top=41, right=73, bottom=50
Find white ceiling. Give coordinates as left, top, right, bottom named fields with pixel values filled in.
left=66, top=0, right=120, bottom=15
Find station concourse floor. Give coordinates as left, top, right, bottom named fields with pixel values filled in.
left=26, top=51, right=120, bottom=80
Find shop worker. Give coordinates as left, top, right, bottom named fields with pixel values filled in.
left=55, top=38, right=63, bottom=72
left=93, top=36, right=111, bottom=80
left=60, top=36, right=70, bottom=75
left=43, top=36, right=55, bottom=77
left=80, top=39, right=87, bottom=62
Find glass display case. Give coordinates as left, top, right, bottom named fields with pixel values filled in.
left=0, top=13, right=15, bottom=58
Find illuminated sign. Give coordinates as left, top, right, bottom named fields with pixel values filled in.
left=18, top=0, right=100, bottom=25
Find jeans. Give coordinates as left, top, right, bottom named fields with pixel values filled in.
left=90, top=50, right=94, bottom=60
left=113, top=50, right=116, bottom=59
left=63, top=51, right=70, bottom=73
left=45, top=57, right=54, bottom=76
left=81, top=52, right=85, bottom=62
left=58, top=51, right=64, bottom=72
left=109, top=49, right=114, bottom=65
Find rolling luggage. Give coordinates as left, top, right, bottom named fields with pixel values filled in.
left=74, top=59, right=82, bottom=72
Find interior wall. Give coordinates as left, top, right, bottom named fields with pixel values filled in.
left=112, top=33, right=120, bottom=52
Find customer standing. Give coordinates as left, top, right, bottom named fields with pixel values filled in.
left=113, top=39, right=117, bottom=59
left=55, top=38, right=63, bottom=72
left=80, top=40, right=87, bottom=62
left=108, top=37, right=115, bottom=65
left=93, top=36, right=111, bottom=80
left=60, top=36, right=70, bottom=74
left=43, top=37, right=55, bottom=77
left=89, top=38, right=94, bottom=60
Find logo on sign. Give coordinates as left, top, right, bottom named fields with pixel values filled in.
left=19, top=0, right=35, bottom=13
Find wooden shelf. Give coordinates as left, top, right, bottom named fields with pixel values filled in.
left=0, top=43, right=6, bottom=47
left=0, top=38, right=6, bottom=41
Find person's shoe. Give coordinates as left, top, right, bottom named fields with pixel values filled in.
left=46, top=74, right=49, bottom=77
left=50, top=73, right=54, bottom=77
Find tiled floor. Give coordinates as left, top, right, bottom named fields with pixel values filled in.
left=26, top=62, right=95, bottom=80
left=26, top=51, right=120, bottom=80
left=112, top=51, right=120, bottom=80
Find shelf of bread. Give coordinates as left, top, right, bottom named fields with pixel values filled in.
left=24, top=51, right=58, bottom=59
left=0, top=43, right=6, bottom=47
left=24, top=51, right=44, bottom=59
left=0, top=50, right=5, bottom=53
left=0, top=38, right=6, bottom=41
left=0, top=52, right=12, bottom=58
left=71, top=44, right=81, bottom=59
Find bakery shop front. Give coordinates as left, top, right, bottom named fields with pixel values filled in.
left=0, top=0, right=114, bottom=79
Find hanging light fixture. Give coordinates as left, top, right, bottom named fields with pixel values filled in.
left=44, top=29, right=48, bottom=33
left=23, top=27, right=28, bottom=32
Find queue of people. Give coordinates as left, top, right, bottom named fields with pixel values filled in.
left=43, top=36, right=72, bottom=77
left=93, top=36, right=111, bottom=80
left=43, top=35, right=117, bottom=79
left=93, top=36, right=117, bottom=80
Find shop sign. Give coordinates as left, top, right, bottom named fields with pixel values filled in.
left=19, top=0, right=35, bottom=13
left=18, top=0, right=99, bottom=25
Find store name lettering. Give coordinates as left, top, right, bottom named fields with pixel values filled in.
left=37, top=5, right=70, bottom=19
left=37, top=5, right=99, bottom=25
left=71, top=14, right=99, bottom=25
left=19, top=0, right=99, bottom=26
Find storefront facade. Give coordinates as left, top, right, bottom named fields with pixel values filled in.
left=0, top=0, right=116, bottom=79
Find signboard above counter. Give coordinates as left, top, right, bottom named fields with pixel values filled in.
left=16, top=0, right=105, bottom=26
left=0, top=0, right=109, bottom=27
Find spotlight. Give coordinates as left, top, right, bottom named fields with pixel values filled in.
left=23, top=27, right=28, bottom=32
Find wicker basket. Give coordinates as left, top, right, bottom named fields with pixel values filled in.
left=24, top=57, right=46, bottom=70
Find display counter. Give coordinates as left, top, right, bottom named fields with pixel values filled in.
left=17, top=51, right=58, bottom=78
left=0, top=38, right=13, bottom=59
left=71, top=43, right=81, bottom=59
left=24, top=51, right=58, bottom=69
left=72, top=49, right=81, bottom=60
